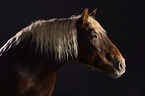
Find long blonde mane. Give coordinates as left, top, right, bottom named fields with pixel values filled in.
left=0, top=15, right=106, bottom=62
left=17, top=16, right=81, bottom=61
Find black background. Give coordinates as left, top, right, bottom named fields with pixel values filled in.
left=0, top=0, right=145, bottom=96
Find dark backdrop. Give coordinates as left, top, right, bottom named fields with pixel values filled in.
left=0, top=0, right=145, bottom=96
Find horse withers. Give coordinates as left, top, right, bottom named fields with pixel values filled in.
left=0, top=8, right=125, bottom=96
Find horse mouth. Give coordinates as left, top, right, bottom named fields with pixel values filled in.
left=92, top=65, right=126, bottom=79
left=110, top=69, right=125, bottom=79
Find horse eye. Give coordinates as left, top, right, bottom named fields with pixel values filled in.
left=90, top=34, right=97, bottom=38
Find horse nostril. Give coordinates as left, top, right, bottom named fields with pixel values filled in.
left=119, top=63, right=123, bottom=69
left=118, top=61, right=125, bottom=70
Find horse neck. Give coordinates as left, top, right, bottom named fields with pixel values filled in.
left=11, top=18, right=79, bottom=74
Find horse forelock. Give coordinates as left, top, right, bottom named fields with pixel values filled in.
left=88, top=16, right=106, bottom=35
left=19, top=16, right=80, bottom=62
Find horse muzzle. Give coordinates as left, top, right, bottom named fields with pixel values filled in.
left=112, top=60, right=126, bottom=78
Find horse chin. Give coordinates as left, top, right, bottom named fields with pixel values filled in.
left=91, top=67, right=125, bottom=79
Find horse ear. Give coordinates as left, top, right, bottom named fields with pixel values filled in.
left=89, top=9, right=97, bottom=18
left=80, top=8, right=89, bottom=25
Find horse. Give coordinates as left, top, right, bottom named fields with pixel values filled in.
left=0, top=8, right=126, bottom=96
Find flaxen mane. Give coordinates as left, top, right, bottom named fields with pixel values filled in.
left=0, top=15, right=106, bottom=62
left=22, top=17, right=79, bottom=62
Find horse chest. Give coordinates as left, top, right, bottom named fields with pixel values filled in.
left=16, top=61, right=57, bottom=96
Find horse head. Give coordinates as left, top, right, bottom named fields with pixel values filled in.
left=76, top=8, right=126, bottom=78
